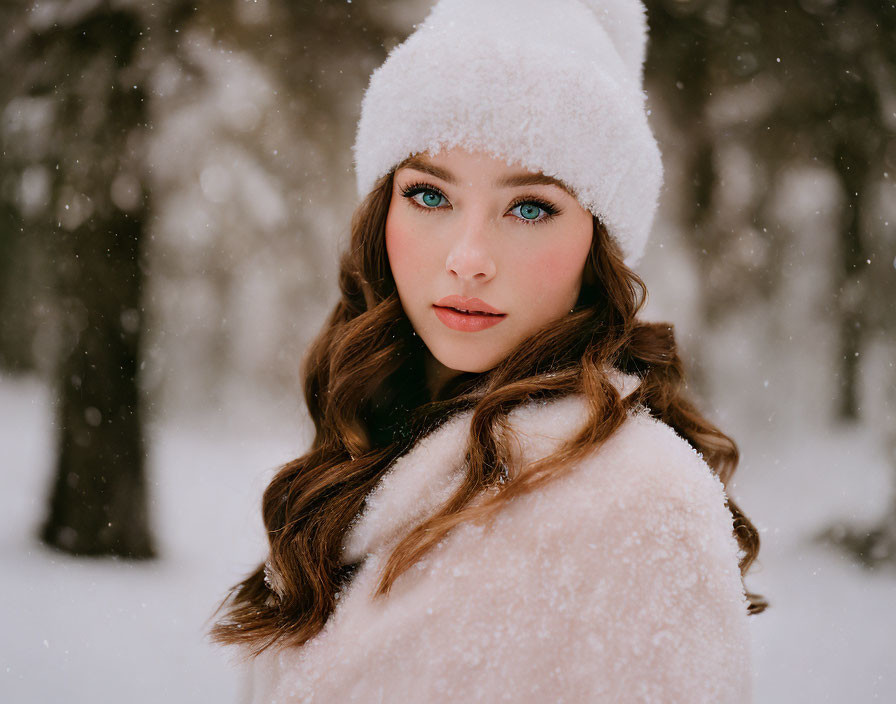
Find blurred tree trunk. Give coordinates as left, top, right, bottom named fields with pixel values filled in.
left=832, top=145, right=865, bottom=422
left=0, top=202, right=34, bottom=371
left=11, top=5, right=158, bottom=557
left=0, top=3, right=40, bottom=373
left=43, top=208, right=152, bottom=556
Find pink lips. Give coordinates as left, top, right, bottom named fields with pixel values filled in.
left=433, top=295, right=507, bottom=332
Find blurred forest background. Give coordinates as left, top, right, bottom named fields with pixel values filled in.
left=1, top=0, right=894, bottom=701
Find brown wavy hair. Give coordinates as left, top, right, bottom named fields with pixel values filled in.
left=210, top=164, right=768, bottom=656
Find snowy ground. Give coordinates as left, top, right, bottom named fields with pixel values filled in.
left=733, top=420, right=895, bottom=703
left=1, top=371, right=893, bottom=703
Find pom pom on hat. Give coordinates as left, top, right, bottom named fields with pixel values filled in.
left=353, top=0, right=663, bottom=269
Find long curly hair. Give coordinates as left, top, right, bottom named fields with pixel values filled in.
left=210, top=164, right=768, bottom=656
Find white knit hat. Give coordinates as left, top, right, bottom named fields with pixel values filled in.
left=353, top=0, right=663, bottom=269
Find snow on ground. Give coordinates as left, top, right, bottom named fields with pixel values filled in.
left=733, top=419, right=895, bottom=703
left=1, top=371, right=894, bottom=703
left=0, top=373, right=308, bottom=703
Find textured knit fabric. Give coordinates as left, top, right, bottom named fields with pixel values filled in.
left=352, top=0, right=664, bottom=269
left=240, top=370, right=753, bottom=703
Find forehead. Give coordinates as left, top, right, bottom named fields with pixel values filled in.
left=395, top=148, right=576, bottom=196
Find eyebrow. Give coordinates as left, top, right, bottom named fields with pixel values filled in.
left=398, top=156, right=574, bottom=195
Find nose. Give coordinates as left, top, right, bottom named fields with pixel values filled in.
left=445, top=217, right=496, bottom=282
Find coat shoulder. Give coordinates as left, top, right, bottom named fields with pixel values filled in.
left=507, top=395, right=732, bottom=525
left=488, top=402, right=753, bottom=702
left=584, top=408, right=731, bottom=514
left=554, top=406, right=745, bottom=582
left=499, top=395, right=747, bottom=611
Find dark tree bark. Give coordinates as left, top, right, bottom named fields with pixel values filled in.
left=15, top=6, right=158, bottom=557
left=0, top=200, right=34, bottom=371
left=42, top=209, right=153, bottom=556
left=833, top=141, right=867, bottom=422
left=0, top=3, right=42, bottom=373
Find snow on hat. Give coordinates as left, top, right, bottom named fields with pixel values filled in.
left=353, top=0, right=663, bottom=269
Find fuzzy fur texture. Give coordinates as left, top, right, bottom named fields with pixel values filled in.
left=241, top=370, right=752, bottom=703
left=352, top=0, right=664, bottom=269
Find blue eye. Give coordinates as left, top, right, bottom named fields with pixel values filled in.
left=418, top=190, right=444, bottom=208
left=510, top=200, right=555, bottom=223
left=401, top=183, right=448, bottom=210
left=516, top=203, right=542, bottom=220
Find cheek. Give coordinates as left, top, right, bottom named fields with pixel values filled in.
left=385, top=205, right=428, bottom=296
left=511, top=236, right=591, bottom=308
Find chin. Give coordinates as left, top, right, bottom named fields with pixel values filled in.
left=430, top=343, right=507, bottom=375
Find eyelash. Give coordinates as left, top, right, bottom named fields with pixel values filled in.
left=399, top=181, right=560, bottom=224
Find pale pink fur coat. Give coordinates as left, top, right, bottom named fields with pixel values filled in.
left=239, top=370, right=753, bottom=703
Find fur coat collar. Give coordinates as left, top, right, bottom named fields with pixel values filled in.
left=340, top=368, right=643, bottom=566
left=242, top=369, right=752, bottom=703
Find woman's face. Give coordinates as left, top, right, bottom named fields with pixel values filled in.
left=385, top=146, right=594, bottom=384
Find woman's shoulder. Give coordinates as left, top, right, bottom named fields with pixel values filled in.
left=501, top=391, right=748, bottom=609
left=593, top=405, right=731, bottom=513
left=503, top=390, right=744, bottom=578
left=507, top=388, right=731, bottom=520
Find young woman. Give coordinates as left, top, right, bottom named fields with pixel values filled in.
left=213, top=0, right=766, bottom=701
